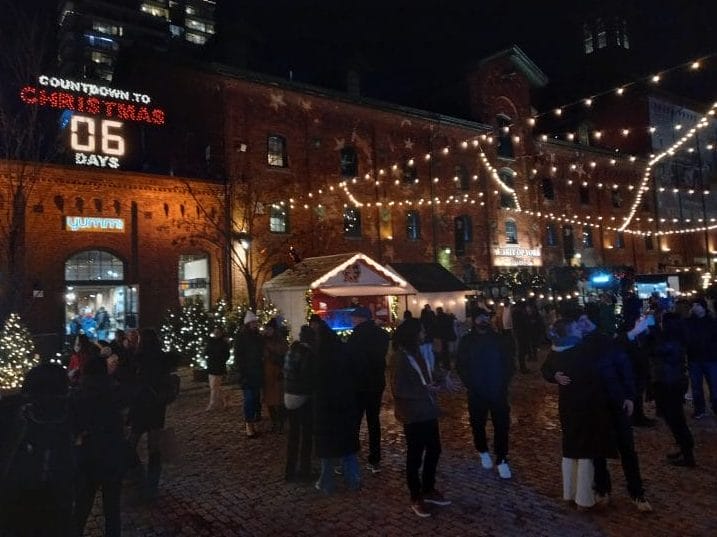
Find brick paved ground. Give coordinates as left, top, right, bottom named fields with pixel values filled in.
left=87, top=355, right=717, bottom=537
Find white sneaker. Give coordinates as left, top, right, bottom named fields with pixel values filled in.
left=497, top=461, right=512, bottom=479
left=479, top=452, right=493, bottom=469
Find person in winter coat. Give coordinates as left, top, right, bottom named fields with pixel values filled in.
left=392, top=318, right=453, bottom=518
left=434, top=307, right=456, bottom=370
left=71, top=356, right=127, bottom=537
left=233, top=311, right=265, bottom=438
left=264, top=318, right=288, bottom=433
left=68, top=334, right=100, bottom=386
left=283, top=325, right=316, bottom=482
left=205, top=327, right=230, bottom=411
left=542, top=318, right=617, bottom=510
left=685, top=298, right=717, bottom=419
left=647, top=312, right=696, bottom=467
left=127, top=328, right=171, bottom=502
left=456, top=307, right=515, bottom=479
left=345, top=306, right=390, bottom=473
left=312, top=319, right=360, bottom=494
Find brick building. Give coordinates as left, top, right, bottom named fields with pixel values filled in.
left=3, top=45, right=715, bottom=352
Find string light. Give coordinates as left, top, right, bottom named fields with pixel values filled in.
left=0, top=313, right=39, bottom=390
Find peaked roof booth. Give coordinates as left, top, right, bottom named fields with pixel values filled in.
left=263, top=252, right=410, bottom=337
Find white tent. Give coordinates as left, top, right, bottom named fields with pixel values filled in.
left=263, top=252, right=410, bottom=338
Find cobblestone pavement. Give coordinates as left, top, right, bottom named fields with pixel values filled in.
left=87, top=356, right=717, bottom=537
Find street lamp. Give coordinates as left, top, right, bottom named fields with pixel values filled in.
left=234, top=231, right=252, bottom=250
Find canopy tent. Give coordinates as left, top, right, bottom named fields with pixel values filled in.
left=387, top=263, right=473, bottom=322
left=263, top=252, right=410, bottom=337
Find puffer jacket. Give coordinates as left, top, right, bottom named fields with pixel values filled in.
left=391, top=349, right=440, bottom=424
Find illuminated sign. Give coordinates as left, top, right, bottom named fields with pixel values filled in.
left=66, top=216, right=125, bottom=233
left=20, top=75, right=166, bottom=170
left=492, top=246, right=542, bottom=267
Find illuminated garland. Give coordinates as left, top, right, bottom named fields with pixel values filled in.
left=0, top=313, right=39, bottom=391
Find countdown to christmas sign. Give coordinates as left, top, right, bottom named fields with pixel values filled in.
left=19, top=75, right=166, bottom=170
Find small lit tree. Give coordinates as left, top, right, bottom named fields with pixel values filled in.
left=160, top=296, right=210, bottom=370
left=0, top=312, right=38, bottom=390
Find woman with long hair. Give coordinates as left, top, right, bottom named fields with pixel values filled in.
left=392, top=318, right=452, bottom=518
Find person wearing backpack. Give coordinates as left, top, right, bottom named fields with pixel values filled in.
left=71, top=356, right=127, bottom=536
left=127, top=328, right=171, bottom=502
left=1, top=359, right=75, bottom=536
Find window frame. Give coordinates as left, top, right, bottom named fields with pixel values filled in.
left=343, top=207, right=362, bottom=238
left=406, top=210, right=421, bottom=240
left=582, top=226, right=594, bottom=248
left=496, top=114, right=515, bottom=160
left=340, top=146, right=358, bottom=177
left=267, top=134, right=287, bottom=168
left=546, top=223, right=558, bottom=247
left=269, top=203, right=289, bottom=234
left=505, top=220, right=518, bottom=245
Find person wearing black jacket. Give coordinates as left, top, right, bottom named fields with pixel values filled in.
left=205, top=327, right=230, bottom=411
left=345, top=306, right=390, bottom=474
left=685, top=298, right=717, bottom=419
left=647, top=313, right=695, bottom=466
left=544, top=312, right=652, bottom=512
left=72, top=356, right=127, bottom=537
left=233, top=311, right=265, bottom=438
left=456, top=307, right=515, bottom=479
left=283, top=325, right=316, bottom=482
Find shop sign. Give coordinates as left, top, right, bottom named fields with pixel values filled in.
left=492, top=246, right=542, bottom=267
left=66, top=216, right=125, bottom=233
left=19, top=75, right=166, bottom=170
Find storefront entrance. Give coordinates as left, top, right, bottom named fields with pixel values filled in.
left=64, top=250, right=139, bottom=341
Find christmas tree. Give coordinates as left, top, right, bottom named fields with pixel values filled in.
left=160, top=296, right=210, bottom=370
left=0, top=313, right=39, bottom=390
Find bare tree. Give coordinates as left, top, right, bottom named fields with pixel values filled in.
left=0, top=1, right=58, bottom=319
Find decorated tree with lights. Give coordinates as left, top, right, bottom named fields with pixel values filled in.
left=0, top=313, right=38, bottom=390
left=160, top=296, right=210, bottom=370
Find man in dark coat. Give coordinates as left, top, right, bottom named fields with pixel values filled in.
left=456, top=307, right=515, bottom=479
left=345, top=306, right=390, bottom=473
left=685, top=298, right=717, bottom=419
left=233, top=311, right=265, bottom=438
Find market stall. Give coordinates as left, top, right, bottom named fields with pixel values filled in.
left=263, top=252, right=411, bottom=338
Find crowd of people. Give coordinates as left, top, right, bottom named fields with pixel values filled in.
left=0, top=328, right=177, bottom=536
left=1, top=289, right=714, bottom=532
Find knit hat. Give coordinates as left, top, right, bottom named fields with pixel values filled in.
left=244, top=311, right=259, bottom=325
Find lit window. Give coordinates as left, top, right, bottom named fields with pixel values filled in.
left=91, top=51, right=112, bottom=66
left=583, top=23, right=594, bottom=54
left=178, top=254, right=210, bottom=309
left=65, top=250, right=124, bottom=281
left=185, top=32, right=207, bottom=45
left=406, top=210, right=421, bottom=240
left=267, top=135, right=287, bottom=167
left=186, top=18, right=206, bottom=32
left=505, top=220, right=518, bottom=244
left=583, top=227, right=594, bottom=248
left=140, top=2, right=169, bottom=19
left=269, top=204, right=289, bottom=233
left=340, top=146, right=358, bottom=177
left=186, top=5, right=196, bottom=15
left=170, top=24, right=185, bottom=37
left=343, top=208, right=362, bottom=238
left=92, top=21, right=120, bottom=36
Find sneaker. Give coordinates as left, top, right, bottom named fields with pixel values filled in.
left=632, top=496, right=653, bottom=513
left=410, top=500, right=432, bottom=518
left=479, top=451, right=493, bottom=469
left=595, top=493, right=610, bottom=508
left=693, top=412, right=706, bottom=420
left=423, top=489, right=451, bottom=506
left=366, top=463, right=381, bottom=474
left=497, top=461, right=512, bottom=479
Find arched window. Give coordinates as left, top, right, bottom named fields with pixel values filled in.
left=505, top=220, right=518, bottom=244
left=496, top=114, right=514, bottom=159
left=65, top=250, right=124, bottom=281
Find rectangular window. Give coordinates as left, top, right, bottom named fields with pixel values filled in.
left=546, top=223, right=558, bottom=247
left=645, top=235, right=654, bottom=250
left=267, top=135, right=287, bottom=167
left=140, top=2, right=169, bottom=19
left=496, top=115, right=514, bottom=159
left=340, top=147, right=358, bottom=177
left=269, top=204, right=289, bottom=233
left=583, top=227, right=593, bottom=248
left=579, top=185, right=590, bottom=205
left=611, top=189, right=623, bottom=208
left=505, top=220, right=518, bottom=244
left=344, top=207, right=362, bottom=238
left=583, top=23, right=594, bottom=54
left=91, top=51, right=113, bottom=66
left=542, top=178, right=555, bottom=200
left=615, top=231, right=625, bottom=249
left=406, top=210, right=421, bottom=240
left=185, top=32, right=207, bottom=45
left=597, top=18, right=607, bottom=48
left=499, top=170, right=516, bottom=209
